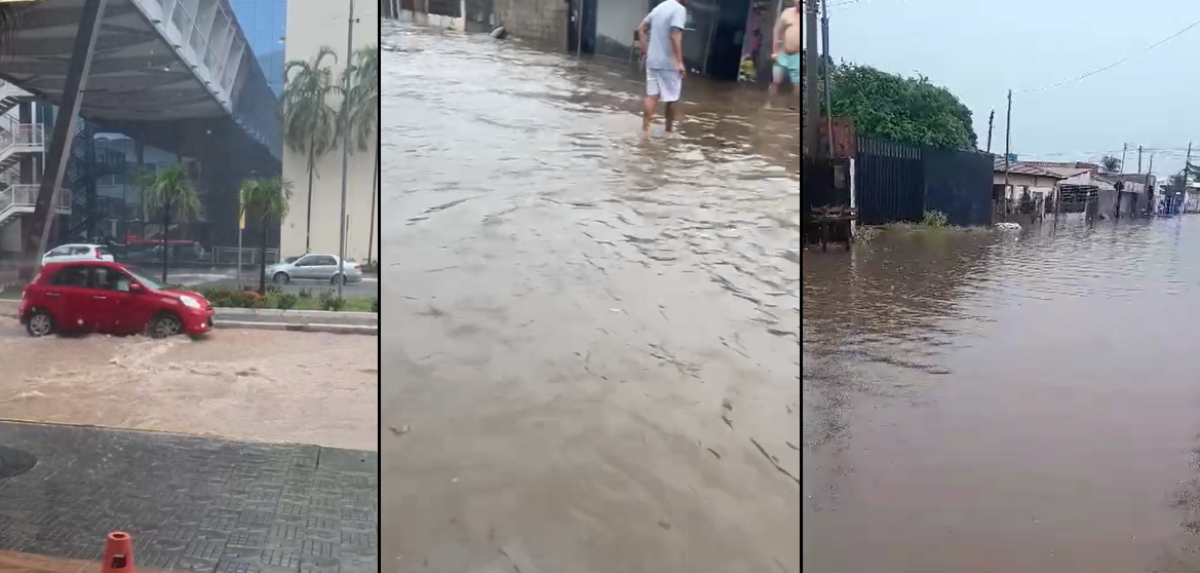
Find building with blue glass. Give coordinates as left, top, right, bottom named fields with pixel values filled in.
left=227, top=0, right=289, bottom=95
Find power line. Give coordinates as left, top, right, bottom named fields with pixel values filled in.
left=1018, top=19, right=1200, bottom=93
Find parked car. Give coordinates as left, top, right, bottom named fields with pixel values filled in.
left=18, top=261, right=215, bottom=339
left=267, top=254, right=364, bottom=285
left=41, top=243, right=115, bottom=266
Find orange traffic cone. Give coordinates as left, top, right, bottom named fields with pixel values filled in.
left=101, top=531, right=135, bottom=573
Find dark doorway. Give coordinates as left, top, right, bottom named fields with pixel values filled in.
left=705, top=0, right=751, bottom=80
left=567, top=0, right=598, bottom=55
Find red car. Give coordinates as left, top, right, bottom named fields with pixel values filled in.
left=18, top=261, right=215, bottom=338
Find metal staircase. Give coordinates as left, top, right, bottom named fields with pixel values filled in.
left=0, top=81, right=33, bottom=118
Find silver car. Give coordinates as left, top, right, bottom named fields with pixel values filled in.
left=267, top=254, right=364, bottom=285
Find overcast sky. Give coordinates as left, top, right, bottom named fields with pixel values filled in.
left=828, top=0, right=1199, bottom=176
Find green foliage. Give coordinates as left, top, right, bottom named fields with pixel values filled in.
left=317, top=289, right=346, bottom=311
left=135, top=163, right=200, bottom=224
left=342, top=45, right=380, bottom=153
left=372, top=297, right=379, bottom=313
left=921, top=210, right=948, bottom=227
left=196, top=285, right=264, bottom=309
left=240, top=176, right=294, bottom=295
left=298, top=287, right=313, bottom=299
left=828, top=64, right=976, bottom=150
left=268, top=292, right=299, bottom=310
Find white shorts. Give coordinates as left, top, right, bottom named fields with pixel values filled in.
left=646, top=68, right=682, bottom=103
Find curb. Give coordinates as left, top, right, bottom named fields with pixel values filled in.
left=215, top=321, right=378, bottom=335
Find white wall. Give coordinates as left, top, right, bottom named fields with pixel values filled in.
left=0, top=217, right=21, bottom=254
left=596, top=0, right=644, bottom=53
left=281, top=0, right=379, bottom=263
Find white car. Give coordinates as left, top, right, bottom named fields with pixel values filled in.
left=41, top=243, right=115, bottom=266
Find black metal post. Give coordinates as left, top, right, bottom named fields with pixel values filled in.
left=22, top=0, right=109, bottom=275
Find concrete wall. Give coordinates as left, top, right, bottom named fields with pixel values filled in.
left=0, top=216, right=21, bottom=254
left=281, top=0, right=379, bottom=263
left=595, top=0, right=643, bottom=60
left=495, top=0, right=567, bottom=49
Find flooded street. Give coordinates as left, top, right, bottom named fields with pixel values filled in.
left=0, top=326, right=378, bottom=450
left=382, top=22, right=800, bottom=572
left=805, top=221, right=1200, bottom=572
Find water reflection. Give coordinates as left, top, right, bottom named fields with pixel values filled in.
left=804, top=218, right=1200, bottom=572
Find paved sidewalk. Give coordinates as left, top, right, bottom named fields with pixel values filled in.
left=0, top=421, right=378, bottom=573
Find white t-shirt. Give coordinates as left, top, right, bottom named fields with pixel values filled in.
left=642, top=0, right=687, bottom=71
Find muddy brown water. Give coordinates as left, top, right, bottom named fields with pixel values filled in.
left=382, top=22, right=800, bottom=573
left=805, top=222, right=1200, bottom=572
left=0, top=325, right=379, bottom=450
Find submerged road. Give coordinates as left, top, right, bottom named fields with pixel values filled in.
left=805, top=220, right=1200, bottom=572
left=382, top=22, right=801, bottom=573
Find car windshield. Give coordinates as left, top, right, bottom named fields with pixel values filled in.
left=124, top=266, right=166, bottom=290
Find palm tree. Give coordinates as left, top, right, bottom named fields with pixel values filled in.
left=135, top=163, right=200, bottom=284
left=240, top=177, right=293, bottom=295
left=281, top=45, right=341, bottom=254
left=342, top=45, right=379, bottom=265
left=1101, top=155, right=1121, bottom=173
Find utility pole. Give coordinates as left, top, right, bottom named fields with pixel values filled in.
left=1182, top=142, right=1193, bottom=216
left=1116, top=143, right=1128, bottom=221
left=985, top=108, right=995, bottom=154
left=1137, top=145, right=1143, bottom=174
left=1119, top=143, right=1128, bottom=174
left=336, top=0, right=356, bottom=299
left=804, top=0, right=820, bottom=158
left=820, top=0, right=834, bottom=156
left=1002, top=89, right=1012, bottom=221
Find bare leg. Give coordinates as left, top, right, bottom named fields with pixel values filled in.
left=643, top=95, right=658, bottom=133
left=767, top=81, right=779, bottom=108
left=664, top=102, right=676, bottom=133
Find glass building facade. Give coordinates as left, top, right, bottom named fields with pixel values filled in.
left=227, top=0, right=288, bottom=95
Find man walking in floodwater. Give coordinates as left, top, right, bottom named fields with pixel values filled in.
left=768, top=0, right=802, bottom=109
left=638, top=0, right=688, bottom=135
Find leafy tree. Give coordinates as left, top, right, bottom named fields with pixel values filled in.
left=1101, top=155, right=1121, bottom=173
left=827, top=63, right=976, bottom=150
left=281, top=46, right=341, bottom=254
left=342, top=45, right=380, bottom=264
left=239, top=177, right=293, bottom=295
left=135, top=164, right=199, bottom=284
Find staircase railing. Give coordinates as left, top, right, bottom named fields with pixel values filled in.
left=0, top=123, right=45, bottom=158
left=0, top=183, right=72, bottom=223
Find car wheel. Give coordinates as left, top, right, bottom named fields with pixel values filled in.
left=273, top=272, right=290, bottom=285
left=330, top=274, right=346, bottom=285
left=149, top=312, right=183, bottom=339
left=25, top=309, right=55, bottom=338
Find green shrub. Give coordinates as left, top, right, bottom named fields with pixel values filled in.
left=270, top=293, right=299, bottom=310
left=922, top=210, right=949, bottom=227
left=197, top=285, right=264, bottom=308
left=298, top=287, right=313, bottom=299
left=317, top=288, right=335, bottom=308
left=372, top=297, right=379, bottom=313
left=322, top=296, right=346, bottom=312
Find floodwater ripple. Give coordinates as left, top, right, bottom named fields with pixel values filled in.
left=804, top=220, right=1200, bottom=572
left=383, top=22, right=800, bottom=573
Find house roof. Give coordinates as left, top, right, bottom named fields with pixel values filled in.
left=992, top=157, right=1070, bottom=179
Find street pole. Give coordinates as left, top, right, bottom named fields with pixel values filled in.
left=1138, top=145, right=1143, bottom=174
left=336, top=0, right=356, bottom=300
left=1183, top=142, right=1193, bottom=217
left=1119, top=143, right=1128, bottom=174
left=804, top=0, right=820, bottom=158
left=1002, top=89, right=1012, bottom=221
left=985, top=108, right=994, bottom=154
left=237, top=207, right=245, bottom=284
left=820, top=0, right=833, bottom=156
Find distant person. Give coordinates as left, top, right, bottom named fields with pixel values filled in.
left=768, top=0, right=801, bottom=109
left=637, top=0, right=688, bottom=135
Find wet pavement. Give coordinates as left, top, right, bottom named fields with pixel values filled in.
left=383, top=22, right=800, bottom=573
left=0, top=326, right=378, bottom=451
left=0, top=420, right=377, bottom=573
left=804, top=220, right=1200, bottom=572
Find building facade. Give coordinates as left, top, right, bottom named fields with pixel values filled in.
left=280, top=0, right=379, bottom=263
left=228, top=0, right=289, bottom=95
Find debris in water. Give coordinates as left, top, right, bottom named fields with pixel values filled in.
left=657, top=519, right=672, bottom=530
left=706, top=447, right=722, bottom=460
left=388, top=425, right=410, bottom=436
left=722, top=414, right=734, bottom=429
left=750, top=437, right=800, bottom=485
